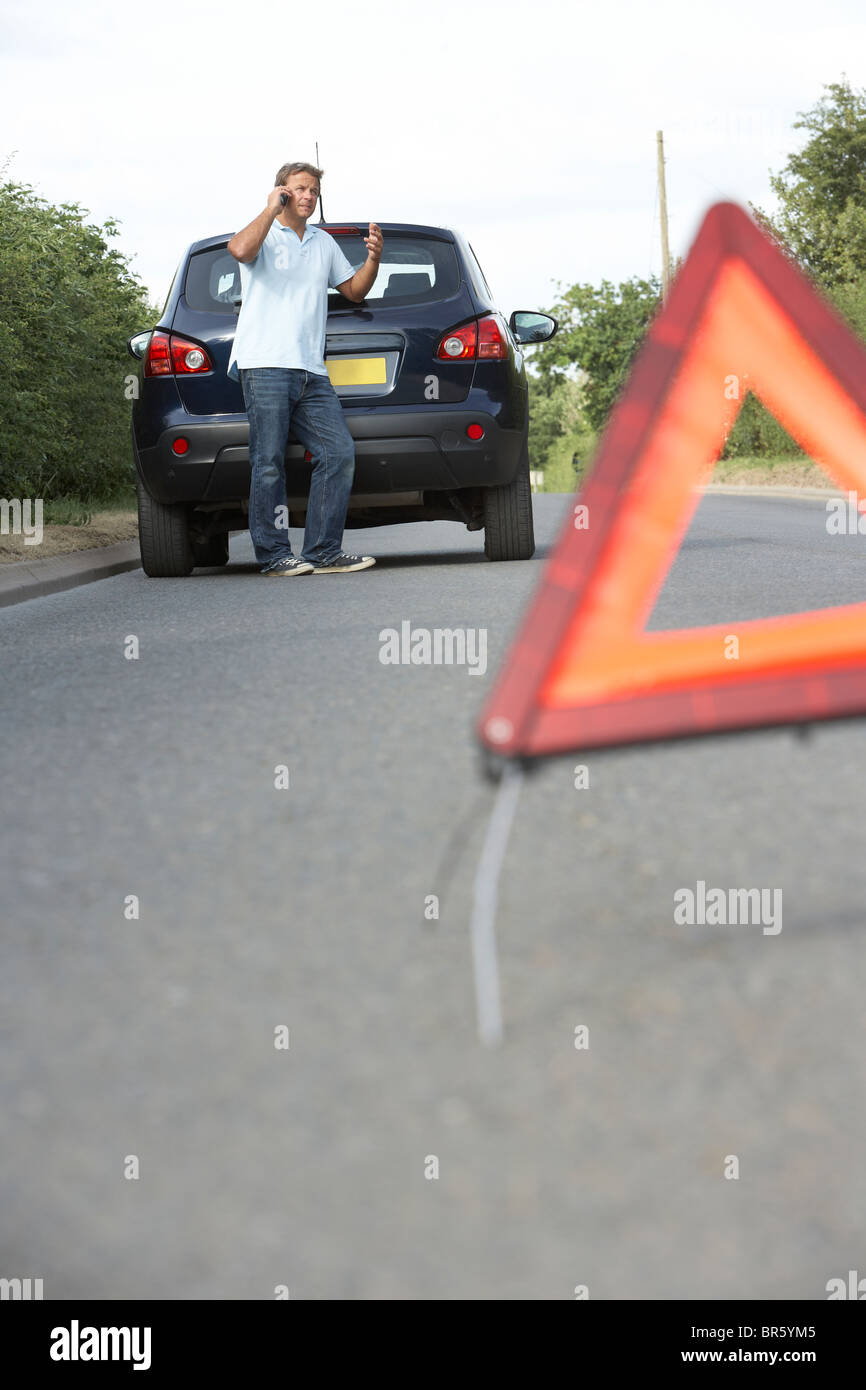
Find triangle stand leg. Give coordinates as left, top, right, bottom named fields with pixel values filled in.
left=469, top=761, right=524, bottom=1046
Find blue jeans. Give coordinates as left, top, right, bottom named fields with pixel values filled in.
left=240, top=367, right=356, bottom=569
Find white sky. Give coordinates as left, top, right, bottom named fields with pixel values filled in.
left=2, top=0, right=865, bottom=319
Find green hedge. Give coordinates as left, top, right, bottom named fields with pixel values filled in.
left=0, top=179, right=159, bottom=502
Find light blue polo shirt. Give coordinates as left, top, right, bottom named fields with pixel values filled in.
left=227, top=220, right=358, bottom=381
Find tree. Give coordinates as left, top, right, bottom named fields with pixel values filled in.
left=752, top=79, right=866, bottom=286
left=526, top=373, right=596, bottom=490
left=532, top=276, right=661, bottom=431
left=731, top=79, right=866, bottom=457
left=527, top=372, right=582, bottom=465
left=0, top=174, right=158, bottom=500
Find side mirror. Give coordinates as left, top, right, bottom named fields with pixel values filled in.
left=509, top=311, right=558, bottom=344
left=127, top=330, right=152, bottom=361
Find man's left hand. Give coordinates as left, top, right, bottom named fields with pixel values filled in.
left=364, top=222, right=383, bottom=262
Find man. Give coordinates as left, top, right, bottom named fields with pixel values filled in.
left=227, top=162, right=383, bottom=575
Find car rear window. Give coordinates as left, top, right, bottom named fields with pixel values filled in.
left=185, top=249, right=242, bottom=312
left=183, top=235, right=461, bottom=312
left=326, top=234, right=461, bottom=306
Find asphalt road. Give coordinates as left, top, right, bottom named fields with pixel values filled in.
left=2, top=493, right=865, bottom=1300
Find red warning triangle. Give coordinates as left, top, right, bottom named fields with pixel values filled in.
left=479, top=201, right=866, bottom=760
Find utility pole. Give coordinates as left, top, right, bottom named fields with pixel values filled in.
left=656, top=130, right=672, bottom=299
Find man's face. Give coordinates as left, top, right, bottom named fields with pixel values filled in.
left=284, top=172, right=320, bottom=218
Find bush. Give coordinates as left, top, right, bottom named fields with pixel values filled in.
left=528, top=372, right=598, bottom=492
left=0, top=177, right=159, bottom=502
left=719, top=267, right=866, bottom=460
left=721, top=392, right=804, bottom=459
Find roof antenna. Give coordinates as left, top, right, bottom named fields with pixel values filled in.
left=316, top=141, right=326, bottom=224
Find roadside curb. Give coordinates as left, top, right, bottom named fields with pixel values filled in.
left=0, top=540, right=141, bottom=609
left=701, top=483, right=840, bottom=501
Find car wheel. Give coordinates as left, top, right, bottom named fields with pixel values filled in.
left=136, top=476, right=194, bottom=577
left=191, top=533, right=230, bottom=567
left=483, top=440, right=535, bottom=560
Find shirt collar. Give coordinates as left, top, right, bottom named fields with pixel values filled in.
left=278, top=221, right=316, bottom=244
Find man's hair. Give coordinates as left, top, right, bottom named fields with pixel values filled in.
left=275, top=161, right=323, bottom=189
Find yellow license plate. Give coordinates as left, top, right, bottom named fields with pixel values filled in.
left=326, top=356, right=387, bottom=386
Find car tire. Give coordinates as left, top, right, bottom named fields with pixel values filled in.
left=483, top=440, right=535, bottom=561
left=136, top=476, right=194, bottom=577
left=191, top=533, right=230, bottom=567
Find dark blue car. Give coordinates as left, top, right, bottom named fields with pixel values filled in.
left=127, top=221, right=557, bottom=575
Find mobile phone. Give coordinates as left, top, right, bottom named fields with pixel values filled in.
left=280, top=193, right=288, bottom=207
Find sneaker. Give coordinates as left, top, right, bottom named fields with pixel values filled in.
left=262, top=556, right=314, bottom=576
left=310, top=552, right=376, bottom=573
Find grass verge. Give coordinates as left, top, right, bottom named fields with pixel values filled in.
left=538, top=450, right=840, bottom=494
left=0, top=486, right=138, bottom=564
left=709, top=456, right=837, bottom=488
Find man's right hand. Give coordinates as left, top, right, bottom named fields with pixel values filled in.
left=267, top=186, right=291, bottom=215
left=228, top=190, right=289, bottom=262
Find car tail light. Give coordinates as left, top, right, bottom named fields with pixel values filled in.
left=172, top=438, right=189, bottom=455
left=478, top=314, right=509, bottom=360
left=322, top=226, right=360, bottom=236
left=437, top=321, right=477, bottom=360
left=436, top=314, right=508, bottom=362
left=144, top=332, right=213, bottom=377
left=170, top=336, right=212, bottom=374
left=145, top=331, right=172, bottom=376
left=466, top=423, right=485, bottom=440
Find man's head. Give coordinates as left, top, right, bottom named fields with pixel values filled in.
left=275, top=161, right=322, bottom=220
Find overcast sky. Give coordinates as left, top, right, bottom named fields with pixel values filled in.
left=2, top=0, right=865, bottom=319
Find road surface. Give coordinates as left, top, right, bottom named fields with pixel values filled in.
left=2, top=493, right=865, bottom=1299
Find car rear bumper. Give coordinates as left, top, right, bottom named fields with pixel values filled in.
left=133, top=408, right=526, bottom=505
